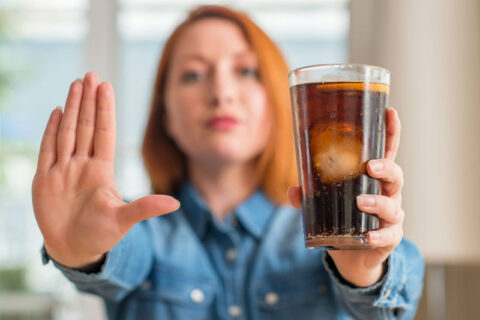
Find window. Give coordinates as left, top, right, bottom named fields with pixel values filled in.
left=0, top=1, right=91, bottom=319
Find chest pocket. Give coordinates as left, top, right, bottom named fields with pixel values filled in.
left=132, top=264, right=216, bottom=320
left=254, top=269, right=336, bottom=320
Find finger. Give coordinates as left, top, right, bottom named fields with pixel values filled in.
left=57, top=79, right=83, bottom=161
left=93, top=82, right=116, bottom=162
left=356, top=194, right=403, bottom=224
left=367, top=159, right=404, bottom=197
left=37, top=107, right=63, bottom=174
left=117, top=195, right=181, bottom=228
left=75, top=72, right=99, bottom=157
left=367, top=224, right=403, bottom=248
left=287, top=186, right=302, bottom=210
left=384, top=108, right=401, bottom=161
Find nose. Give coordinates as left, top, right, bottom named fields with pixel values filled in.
left=209, top=66, right=235, bottom=108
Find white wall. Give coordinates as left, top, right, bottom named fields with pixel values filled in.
left=350, top=0, right=480, bottom=264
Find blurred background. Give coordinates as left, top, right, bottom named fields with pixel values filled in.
left=0, top=0, right=478, bottom=319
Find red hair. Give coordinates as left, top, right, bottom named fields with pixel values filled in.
left=141, top=5, right=297, bottom=204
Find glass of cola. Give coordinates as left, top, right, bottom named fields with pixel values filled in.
left=289, top=64, right=390, bottom=250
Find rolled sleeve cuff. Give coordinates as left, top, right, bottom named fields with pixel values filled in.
left=322, top=249, right=407, bottom=308
left=40, top=222, right=153, bottom=301
left=47, top=240, right=126, bottom=284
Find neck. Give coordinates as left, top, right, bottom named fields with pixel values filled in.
left=188, top=160, right=259, bottom=221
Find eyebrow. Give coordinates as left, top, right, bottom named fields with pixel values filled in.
left=178, top=51, right=257, bottom=64
left=178, top=54, right=210, bottom=64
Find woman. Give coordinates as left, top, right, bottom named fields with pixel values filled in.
left=32, top=5, right=424, bottom=320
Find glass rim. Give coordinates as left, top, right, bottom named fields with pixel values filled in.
left=288, top=63, right=390, bottom=78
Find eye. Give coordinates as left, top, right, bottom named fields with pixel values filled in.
left=239, top=67, right=259, bottom=79
left=181, top=71, right=205, bottom=83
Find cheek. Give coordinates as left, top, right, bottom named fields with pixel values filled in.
left=244, top=86, right=272, bottom=140
left=165, top=87, right=204, bottom=138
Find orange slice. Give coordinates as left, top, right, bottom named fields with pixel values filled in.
left=315, top=82, right=389, bottom=94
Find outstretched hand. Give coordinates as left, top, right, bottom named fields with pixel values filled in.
left=32, top=72, right=180, bottom=269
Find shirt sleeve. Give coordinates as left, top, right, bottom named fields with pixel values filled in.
left=41, top=221, right=154, bottom=302
left=322, top=238, right=425, bottom=320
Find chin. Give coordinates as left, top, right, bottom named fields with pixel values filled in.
left=184, top=136, right=265, bottom=166
left=208, top=149, right=253, bottom=165
left=201, top=143, right=260, bottom=166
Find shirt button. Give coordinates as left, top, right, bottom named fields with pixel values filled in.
left=141, top=280, right=152, bottom=291
left=317, top=284, right=328, bottom=294
left=383, top=289, right=391, bottom=299
left=190, top=289, right=204, bottom=304
left=226, top=249, right=237, bottom=261
left=264, top=292, right=279, bottom=306
left=228, top=305, right=242, bottom=317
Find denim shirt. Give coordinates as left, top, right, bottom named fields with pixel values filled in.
left=44, top=182, right=425, bottom=319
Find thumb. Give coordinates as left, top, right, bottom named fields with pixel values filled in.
left=118, top=194, right=180, bottom=227
left=287, top=186, right=302, bottom=210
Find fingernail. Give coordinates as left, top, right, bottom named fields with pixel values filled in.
left=75, top=77, right=84, bottom=83
left=369, top=160, right=384, bottom=173
left=357, top=195, right=376, bottom=206
left=369, top=231, right=379, bottom=241
left=55, top=106, right=63, bottom=112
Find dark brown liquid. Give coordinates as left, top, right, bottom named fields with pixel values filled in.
left=290, top=82, right=388, bottom=248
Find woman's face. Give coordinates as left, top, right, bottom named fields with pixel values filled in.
left=164, top=18, right=272, bottom=167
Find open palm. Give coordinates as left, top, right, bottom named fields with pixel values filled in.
left=32, top=72, right=179, bottom=269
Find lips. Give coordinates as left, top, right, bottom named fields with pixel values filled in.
left=207, top=116, right=239, bottom=130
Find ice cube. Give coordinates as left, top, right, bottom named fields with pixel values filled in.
left=309, top=122, right=363, bottom=183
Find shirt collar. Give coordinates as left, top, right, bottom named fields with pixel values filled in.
left=234, top=189, right=277, bottom=239
left=177, top=181, right=277, bottom=240
left=177, top=181, right=211, bottom=239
